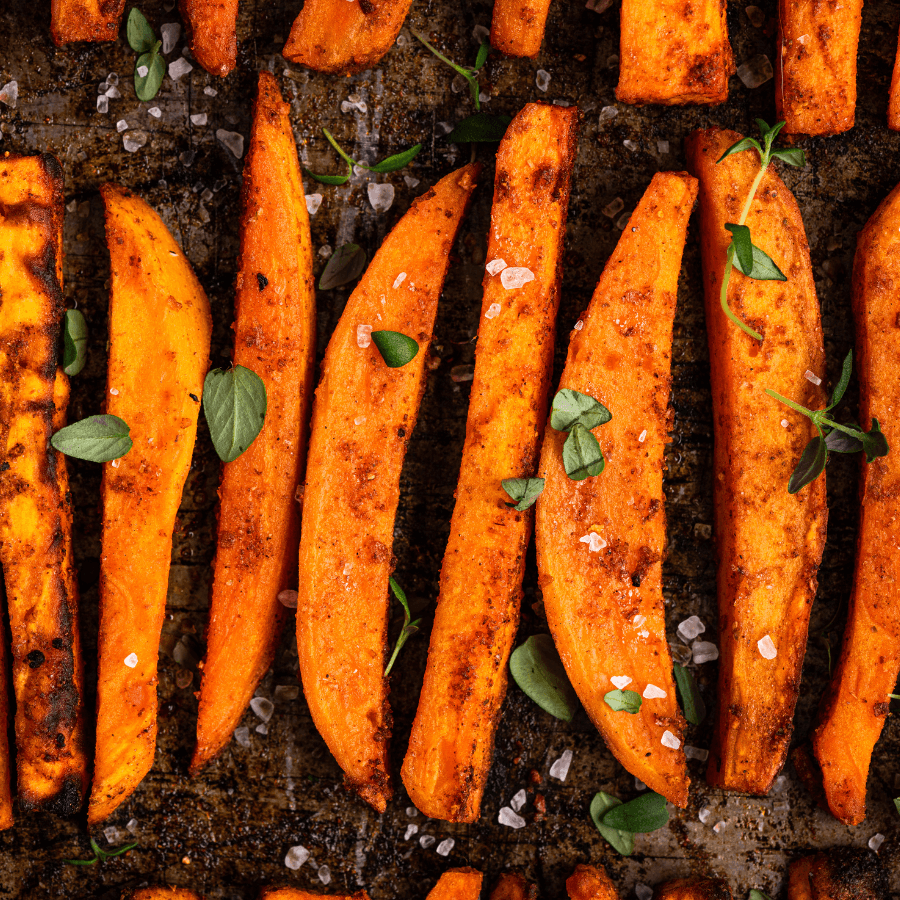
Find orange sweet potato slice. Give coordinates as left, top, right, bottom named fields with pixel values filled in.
left=259, top=889, right=371, bottom=900
left=889, top=27, right=900, bottom=131
left=490, top=873, right=537, bottom=900
left=566, top=865, right=619, bottom=900
left=490, top=0, right=554, bottom=58
left=788, top=849, right=887, bottom=900
left=123, top=889, right=206, bottom=900
left=180, top=0, right=239, bottom=76
left=426, top=869, right=484, bottom=900
left=654, top=879, right=733, bottom=900
left=50, top=0, right=126, bottom=44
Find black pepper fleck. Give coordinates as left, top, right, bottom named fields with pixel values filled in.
left=27, top=650, right=45, bottom=669
left=257, top=273, right=268, bottom=291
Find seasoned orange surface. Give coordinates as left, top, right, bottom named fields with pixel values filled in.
left=125, top=889, right=206, bottom=900
left=566, top=865, right=619, bottom=900
left=890, top=25, right=900, bottom=131
left=192, top=73, right=316, bottom=773
left=686, top=128, right=827, bottom=795
left=89, top=185, right=212, bottom=824
left=654, top=878, right=733, bottom=900
left=425, top=869, right=484, bottom=900
left=812, top=180, right=900, bottom=825
left=50, top=0, right=125, bottom=43
left=490, top=0, right=554, bottom=57
left=788, top=849, right=887, bottom=900
left=489, top=873, right=537, bottom=900
left=259, top=889, right=371, bottom=900
left=535, top=172, right=697, bottom=807
left=402, top=104, right=578, bottom=823
left=180, top=0, right=239, bottom=76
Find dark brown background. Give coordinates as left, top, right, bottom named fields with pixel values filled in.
left=0, top=0, right=898, bottom=897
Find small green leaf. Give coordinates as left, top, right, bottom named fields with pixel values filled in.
left=562, top=423, right=605, bottom=481
left=893, top=797, right=900, bottom=818
left=362, top=143, right=422, bottom=173
left=501, top=476, right=545, bottom=511
left=319, top=243, right=366, bottom=290
left=51, top=415, right=133, bottom=463
left=589, top=792, right=635, bottom=856
left=448, top=112, right=512, bottom=143
left=322, top=127, right=358, bottom=169
left=303, top=166, right=352, bottom=186
left=474, top=41, right=491, bottom=71
left=202, top=365, right=267, bottom=463
left=65, top=836, right=137, bottom=866
left=135, top=48, right=165, bottom=102
left=749, top=892, right=774, bottom=900
left=716, top=136, right=762, bottom=164
left=600, top=792, right=669, bottom=833
left=731, top=241, right=787, bottom=282
left=825, top=428, right=864, bottom=454
left=862, top=419, right=889, bottom=463
left=550, top=388, right=612, bottom=433
left=829, top=349, right=853, bottom=408
left=371, top=331, right=419, bottom=368
left=384, top=577, right=421, bottom=675
left=126, top=7, right=156, bottom=53
left=673, top=664, right=706, bottom=726
left=725, top=223, right=753, bottom=275
left=62, top=309, right=88, bottom=376
left=603, top=689, right=642, bottom=714
left=788, top=435, right=827, bottom=494
left=509, top=634, right=579, bottom=722
left=770, top=147, right=806, bottom=167
left=757, top=118, right=786, bottom=147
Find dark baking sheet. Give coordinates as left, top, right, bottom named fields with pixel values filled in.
left=0, top=0, right=898, bottom=896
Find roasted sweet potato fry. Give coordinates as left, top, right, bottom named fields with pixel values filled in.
left=615, top=0, right=734, bottom=106
left=789, top=858, right=816, bottom=900
left=535, top=172, right=697, bottom=806
left=889, top=29, right=900, bottom=131
left=490, top=873, right=537, bottom=900
left=180, top=0, right=239, bottom=76
left=490, top=0, right=554, bottom=58
left=811, top=181, right=900, bottom=825
left=192, top=72, right=316, bottom=774
left=776, top=0, right=863, bottom=136
left=88, top=185, right=212, bottom=825
left=686, top=128, right=827, bottom=795
left=654, top=878, right=733, bottom=900
left=0, top=610, right=11, bottom=830
left=259, top=890, right=371, bottom=900
left=566, top=865, right=619, bottom=900
left=426, top=868, right=484, bottom=900
left=124, top=889, right=206, bottom=900
left=0, top=152, right=87, bottom=816
left=788, top=849, right=887, bottom=900
left=282, top=0, right=412, bottom=74
left=402, top=103, right=578, bottom=823
left=296, top=163, right=479, bottom=812
left=50, top=0, right=126, bottom=44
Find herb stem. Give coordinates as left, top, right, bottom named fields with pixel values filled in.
left=322, top=128, right=357, bottom=170
left=764, top=388, right=809, bottom=417
left=738, top=164, right=768, bottom=228
left=410, top=27, right=481, bottom=111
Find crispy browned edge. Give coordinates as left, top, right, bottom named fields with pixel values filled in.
left=789, top=849, right=888, bottom=900
left=654, top=878, right=733, bottom=900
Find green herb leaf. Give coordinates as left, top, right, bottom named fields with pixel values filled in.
left=384, top=577, right=421, bottom=675
left=303, top=166, right=352, bottom=186
left=725, top=223, right=754, bottom=275
left=411, top=28, right=482, bottom=110
left=51, top=415, right=132, bottom=463
left=550, top=388, right=612, bottom=432
left=371, top=331, right=419, bottom=368
left=731, top=240, right=787, bottom=281
left=603, top=689, right=642, bottom=714
left=716, top=136, right=762, bottom=164
left=749, top=892, right=774, bottom=900
left=202, top=365, right=267, bottom=463
left=770, top=147, right=806, bottom=167
left=501, top=476, right=545, bottom=511
left=319, top=243, right=367, bottom=290
left=788, top=435, right=827, bottom=494
left=126, top=7, right=156, bottom=53
left=448, top=112, right=512, bottom=144
left=135, top=47, right=165, bottom=102
left=474, top=41, right=491, bottom=71
left=894, top=797, right=900, bottom=818
left=65, top=836, right=137, bottom=866
left=861, top=419, right=889, bottom=463
left=589, top=792, right=635, bottom=856
left=829, top=349, right=853, bottom=408
left=562, top=423, right=605, bottom=481
left=673, top=664, right=706, bottom=726
left=825, top=428, right=864, bottom=454
left=756, top=118, right=786, bottom=147
left=363, top=143, right=423, bottom=174
left=322, top=127, right=357, bottom=169
left=509, top=634, right=579, bottom=722
left=600, top=792, right=669, bottom=833
left=62, top=309, right=88, bottom=376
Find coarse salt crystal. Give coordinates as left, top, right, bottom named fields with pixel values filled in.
left=137, top=65, right=149, bottom=78
left=204, top=86, right=218, bottom=97
left=161, top=22, right=181, bottom=54
left=638, top=429, right=647, bottom=443
left=633, top=615, right=646, bottom=626
left=406, top=806, right=418, bottom=816
left=126, top=818, right=138, bottom=833
left=781, top=419, right=789, bottom=428
left=746, top=5, right=765, bottom=27
left=277, top=589, right=298, bottom=608
left=804, top=370, right=822, bottom=386
left=0, top=81, right=18, bottom=108
left=404, top=174, right=420, bottom=189
left=169, top=57, right=193, bottom=80
left=500, top=266, right=534, bottom=290
left=318, top=865, right=331, bottom=885
left=485, top=303, right=502, bottom=319
left=109, top=387, right=119, bottom=395
left=661, top=730, right=681, bottom=750
left=105, top=85, right=122, bottom=99
left=393, top=272, right=407, bottom=289
left=535, top=69, right=551, bottom=92
left=797, top=33, right=809, bottom=45
left=498, top=806, right=526, bottom=828
left=598, top=105, right=617, bottom=125
left=623, top=139, right=638, bottom=151
left=691, top=640, right=718, bottom=664
left=116, top=119, right=128, bottom=132
left=357, top=324, right=373, bottom=348
left=436, top=838, right=455, bottom=856
left=868, top=833, right=885, bottom=852
left=737, top=54, right=773, bottom=89
left=124, top=653, right=138, bottom=668
left=419, top=834, right=436, bottom=848
left=111, top=459, right=120, bottom=468
left=284, top=845, right=309, bottom=869
left=657, top=140, right=670, bottom=154
left=713, top=820, right=727, bottom=834
left=353, top=417, right=366, bottom=426
left=685, top=746, right=709, bottom=762
left=368, top=183, right=395, bottom=213
left=250, top=696, right=274, bottom=722
left=510, top=788, right=527, bottom=812
left=643, top=684, right=667, bottom=700
left=698, top=806, right=712, bottom=824
left=586, top=0, right=614, bottom=11
left=149, top=107, right=162, bottom=118
left=549, top=748, right=573, bottom=781
left=638, top=630, right=649, bottom=638
left=435, top=121, right=453, bottom=136
left=190, top=113, right=207, bottom=126
left=217, top=129, right=244, bottom=159
left=758, top=634, right=777, bottom=659
left=616, top=210, right=632, bottom=230
left=404, top=824, right=418, bottom=840
left=234, top=726, right=250, bottom=748
left=610, top=675, right=632, bottom=689
left=255, top=723, right=268, bottom=735
left=97, top=95, right=109, bottom=113
left=579, top=532, right=607, bottom=552
left=634, top=776, right=647, bottom=791
left=574, top=320, right=584, bottom=331
left=341, top=99, right=368, bottom=114
left=306, top=193, right=323, bottom=215
left=486, top=258, right=508, bottom=275
left=678, top=615, right=706, bottom=642
left=273, top=684, right=299, bottom=701
left=603, top=197, right=624, bottom=218
left=635, top=886, right=653, bottom=900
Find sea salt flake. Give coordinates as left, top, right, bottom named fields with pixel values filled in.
left=436, top=838, right=455, bottom=856
left=234, top=726, right=251, bottom=748
left=638, top=629, right=650, bottom=638
left=737, top=54, right=774, bottom=89
left=501, top=267, right=535, bottom=290
left=623, top=139, right=638, bottom=151
left=250, top=696, right=274, bottom=722
left=692, top=640, right=719, bottom=664
left=161, top=22, right=181, bottom=53
left=368, top=182, right=395, bottom=213
left=217, top=129, right=244, bottom=158
left=169, top=57, right=194, bottom=80
left=635, top=886, right=653, bottom=900
left=698, top=806, right=712, bottom=824
left=116, top=119, right=128, bottom=132
left=868, top=833, right=885, bottom=852
left=804, top=369, right=822, bottom=386
left=549, top=748, right=573, bottom=781
left=485, top=303, right=502, bottom=319
left=713, top=820, right=728, bottom=834
left=643, top=684, right=667, bottom=700
left=105, top=85, right=122, bottom=99
left=318, top=865, right=331, bottom=885
left=278, top=589, right=298, bottom=608
left=685, top=745, right=709, bottom=761
left=498, top=806, right=526, bottom=828
left=353, top=416, right=366, bottom=425
left=204, top=86, right=218, bottom=97
left=535, top=69, right=551, bottom=92
left=306, top=193, right=323, bottom=215
left=255, top=723, right=268, bottom=735
left=510, top=788, right=527, bottom=812
left=406, top=806, right=418, bottom=816
left=611, top=675, right=632, bottom=689
left=357, top=324, right=373, bottom=348
left=746, top=5, right=765, bottom=27
left=404, top=824, right=418, bottom=839
left=603, top=197, right=624, bottom=218
left=574, top=320, right=584, bottom=331
left=190, top=113, right=207, bottom=126
left=285, top=845, right=309, bottom=869
left=126, top=818, right=139, bottom=834
left=149, top=107, right=162, bottom=118
left=124, top=653, right=138, bottom=668
left=598, top=105, right=617, bottom=124
left=486, top=258, right=508, bottom=276
left=585, top=0, right=614, bottom=11
left=393, top=272, right=407, bottom=289
left=678, top=615, right=706, bottom=642
left=0, top=81, right=18, bottom=108
left=435, top=121, right=453, bottom=135
left=274, top=684, right=299, bottom=701
left=757, top=634, right=777, bottom=659
left=781, top=419, right=789, bottom=428
left=616, top=210, right=632, bottom=230
left=419, top=834, right=436, bottom=848
left=97, top=95, right=109, bottom=113
left=638, top=429, right=647, bottom=443
left=633, top=615, right=646, bottom=626
left=341, top=99, right=368, bottom=114
left=657, top=140, right=670, bottom=154
left=137, top=65, right=149, bottom=78
left=579, top=532, right=607, bottom=552
left=661, top=730, right=681, bottom=750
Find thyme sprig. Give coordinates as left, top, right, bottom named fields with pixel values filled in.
left=384, top=577, right=421, bottom=676
left=65, top=836, right=137, bottom=866
left=305, top=129, right=422, bottom=186
left=410, top=28, right=490, bottom=111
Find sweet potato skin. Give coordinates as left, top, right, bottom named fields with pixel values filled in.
left=259, top=890, right=371, bottom=900
left=490, top=0, right=554, bottom=58
left=0, top=152, right=87, bottom=816
left=788, top=849, right=887, bottom=900
left=124, top=890, right=206, bottom=900
left=89, top=185, right=212, bottom=825
left=776, top=0, right=863, bottom=136
left=566, top=865, right=619, bottom=900
left=179, top=0, right=238, bottom=76
left=535, top=172, right=697, bottom=807
left=282, top=0, right=412, bottom=74
left=426, top=868, right=484, bottom=900
left=490, top=873, right=538, bottom=900
left=889, top=27, right=900, bottom=131
left=296, top=164, right=479, bottom=813
left=811, top=181, right=900, bottom=825
left=402, top=104, right=578, bottom=823
left=654, top=879, right=733, bottom=900
left=192, top=73, right=315, bottom=774
left=686, top=128, right=827, bottom=795
left=616, top=0, right=734, bottom=106
left=50, top=0, right=126, bottom=44
left=789, top=858, right=816, bottom=900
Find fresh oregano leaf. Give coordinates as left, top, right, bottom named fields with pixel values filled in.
left=731, top=241, right=787, bottom=281
left=363, top=143, right=423, bottom=174
left=474, top=41, right=491, bottom=71
left=725, top=224, right=753, bottom=275
left=562, top=423, right=605, bottom=481
left=589, top=792, right=635, bottom=856
left=319, top=243, right=366, bottom=290
left=603, top=689, right=642, bottom=714
left=509, top=634, right=578, bottom=722
left=126, top=8, right=156, bottom=53
left=829, top=349, right=854, bottom=408
left=135, top=47, right=165, bottom=102
left=825, top=428, right=864, bottom=454
left=371, top=331, right=419, bottom=368
left=771, top=147, right=806, bottom=167
left=384, top=577, right=421, bottom=676
left=550, top=388, right=612, bottom=432
left=862, top=419, right=889, bottom=463
left=600, top=792, right=669, bottom=833
left=673, top=663, right=706, bottom=726
left=51, top=415, right=133, bottom=463
left=788, top=435, right=827, bottom=494
left=716, top=136, right=762, bottom=164
left=448, top=112, right=512, bottom=144
left=749, top=892, right=774, bottom=900
left=501, top=476, right=545, bottom=511
left=304, top=166, right=352, bottom=186
left=202, top=365, right=267, bottom=463
left=62, top=309, right=88, bottom=376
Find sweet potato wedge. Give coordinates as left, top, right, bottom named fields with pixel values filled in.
left=490, top=0, right=554, bottom=58
left=123, top=890, right=206, bottom=900
left=88, top=185, right=212, bottom=825
left=889, top=29, right=900, bottom=131
left=50, top=0, right=126, bottom=44
left=402, top=103, right=578, bottom=823
left=192, top=72, right=316, bottom=774
left=686, top=127, right=827, bottom=795
left=789, top=859, right=816, bottom=900
left=776, top=0, right=863, bottom=136
left=534, top=172, right=697, bottom=806
left=811, top=181, right=900, bottom=825
left=426, top=868, right=484, bottom=900
left=654, top=879, right=733, bottom=900
left=490, top=873, right=537, bottom=900
left=259, top=890, right=371, bottom=900
left=180, top=0, right=239, bottom=77
left=282, top=0, right=412, bottom=74
left=0, top=152, right=87, bottom=816
left=788, top=849, right=887, bottom=900
left=615, top=0, right=734, bottom=106
left=296, top=163, right=479, bottom=812
left=566, top=865, right=619, bottom=900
